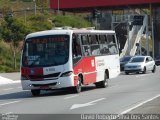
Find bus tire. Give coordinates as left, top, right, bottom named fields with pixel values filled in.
left=73, top=76, right=82, bottom=93
left=31, top=89, right=40, bottom=96
left=95, top=73, right=108, bottom=88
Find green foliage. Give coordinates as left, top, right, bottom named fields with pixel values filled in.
left=0, top=41, right=20, bottom=72
left=0, top=1, right=92, bottom=72
left=36, top=0, right=49, bottom=9
left=21, top=0, right=32, bottom=2
left=0, top=16, right=28, bottom=70
left=53, top=15, right=91, bottom=28
left=27, top=15, right=52, bottom=32
left=1, top=16, right=28, bottom=44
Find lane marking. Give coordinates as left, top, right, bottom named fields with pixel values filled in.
left=3, top=112, right=13, bottom=115
left=64, top=95, right=78, bottom=100
left=70, top=98, right=105, bottom=110
left=120, top=94, right=160, bottom=115
left=139, top=79, right=145, bottom=81
left=109, top=85, right=119, bottom=89
left=0, top=101, right=21, bottom=107
left=135, top=74, right=151, bottom=78
left=1, top=87, right=21, bottom=91
left=3, top=88, right=14, bottom=91
left=17, top=87, right=22, bottom=89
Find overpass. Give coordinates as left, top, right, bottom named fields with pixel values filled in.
left=50, top=0, right=160, bottom=58
left=50, top=0, right=160, bottom=11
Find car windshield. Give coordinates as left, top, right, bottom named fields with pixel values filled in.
left=156, top=56, right=160, bottom=59
left=120, top=56, right=132, bottom=62
left=22, top=35, right=69, bottom=67
left=130, top=57, right=145, bottom=63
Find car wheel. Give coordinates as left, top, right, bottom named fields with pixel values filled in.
left=143, top=67, right=146, bottom=74
left=152, top=65, right=156, bottom=73
left=31, top=89, right=40, bottom=96
left=95, top=73, right=108, bottom=88
left=125, top=72, right=129, bottom=75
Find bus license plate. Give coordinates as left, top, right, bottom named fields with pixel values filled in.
left=40, top=86, right=49, bottom=89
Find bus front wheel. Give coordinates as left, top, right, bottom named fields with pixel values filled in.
left=31, top=89, right=40, bottom=96
left=73, top=77, right=82, bottom=93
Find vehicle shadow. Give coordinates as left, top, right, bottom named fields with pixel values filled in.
left=0, top=91, right=31, bottom=100
left=38, top=85, right=96, bottom=97
left=0, top=86, right=96, bottom=100
left=120, top=72, right=150, bottom=75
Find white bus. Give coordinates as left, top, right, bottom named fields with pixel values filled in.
left=21, top=29, right=120, bottom=96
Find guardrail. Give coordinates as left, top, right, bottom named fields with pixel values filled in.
left=130, top=15, right=147, bottom=56
left=120, top=25, right=137, bottom=58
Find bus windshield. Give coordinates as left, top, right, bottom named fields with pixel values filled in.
left=22, top=35, right=69, bottom=67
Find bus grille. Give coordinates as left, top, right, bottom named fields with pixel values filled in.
left=32, top=82, right=57, bottom=87
left=29, top=72, right=61, bottom=80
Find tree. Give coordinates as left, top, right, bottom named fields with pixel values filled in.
left=36, top=0, right=49, bottom=10
left=0, top=15, right=29, bottom=69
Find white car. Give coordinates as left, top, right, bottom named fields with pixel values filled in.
left=124, top=56, right=156, bottom=74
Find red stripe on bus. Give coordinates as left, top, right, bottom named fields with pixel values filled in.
left=73, top=56, right=96, bottom=86
left=21, top=67, right=43, bottom=78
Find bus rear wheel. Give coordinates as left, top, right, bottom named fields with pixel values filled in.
left=95, top=73, right=108, bottom=88
left=31, top=89, right=40, bottom=96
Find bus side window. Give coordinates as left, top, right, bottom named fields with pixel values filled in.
left=89, top=35, right=98, bottom=44
left=99, top=35, right=109, bottom=55
left=83, top=45, right=91, bottom=56
left=81, top=35, right=91, bottom=56
left=89, top=35, right=100, bottom=56
left=107, top=35, right=116, bottom=44
left=72, top=35, right=82, bottom=58
left=107, top=35, right=118, bottom=54
left=99, top=35, right=107, bottom=44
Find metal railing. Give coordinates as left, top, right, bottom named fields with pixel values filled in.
left=120, top=25, right=137, bottom=58
left=130, top=15, right=147, bottom=56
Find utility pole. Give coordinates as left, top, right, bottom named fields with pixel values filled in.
left=24, top=10, right=26, bottom=25
left=146, top=15, right=149, bottom=55
left=127, top=15, right=131, bottom=55
left=152, top=19, right=155, bottom=59
left=58, top=0, right=60, bottom=14
left=33, top=0, right=37, bottom=15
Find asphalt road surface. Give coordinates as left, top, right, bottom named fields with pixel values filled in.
left=0, top=67, right=160, bottom=120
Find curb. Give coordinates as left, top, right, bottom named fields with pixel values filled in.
left=0, top=76, right=20, bottom=85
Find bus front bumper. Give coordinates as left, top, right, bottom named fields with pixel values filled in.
left=21, top=76, right=74, bottom=90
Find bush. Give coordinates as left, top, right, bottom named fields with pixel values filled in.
left=53, top=15, right=91, bottom=28
left=27, top=15, right=52, bottom=32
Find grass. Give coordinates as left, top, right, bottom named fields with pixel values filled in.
left=0, top=40, right=21, bottom=72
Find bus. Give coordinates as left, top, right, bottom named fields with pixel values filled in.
left=21, top=29, right=120, bottom=96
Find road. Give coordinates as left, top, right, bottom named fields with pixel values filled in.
left=0, top=67, right=160, bottom=120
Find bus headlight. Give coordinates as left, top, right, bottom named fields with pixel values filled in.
left=21, top=75, right=28, bottom=80
left=61, top=71, right=72, bottom=77
left=21, top=75, right=29, bottom=80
